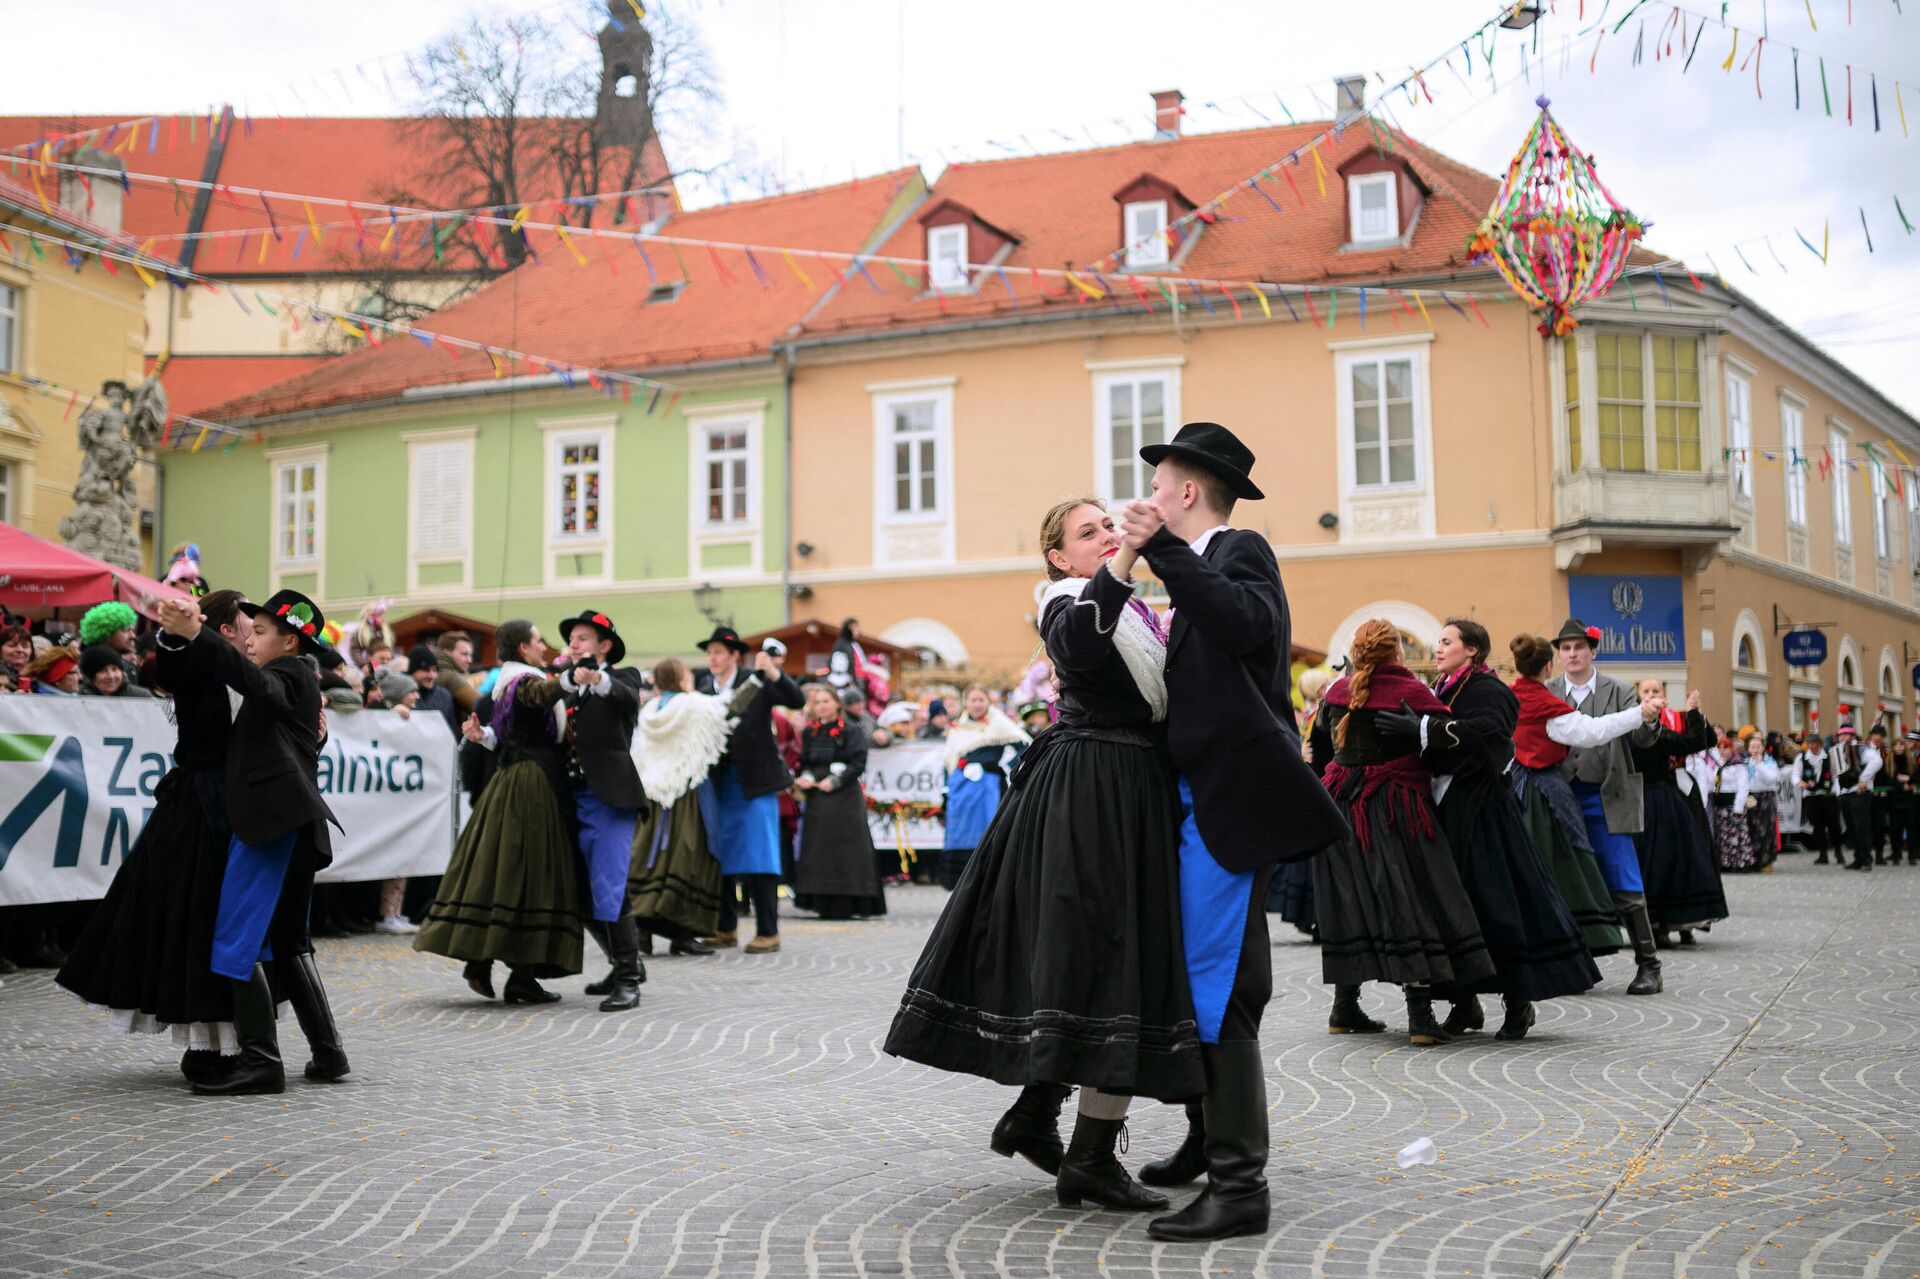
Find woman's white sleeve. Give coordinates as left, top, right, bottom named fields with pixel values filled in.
left=1544, top=705, right=1645, bottom=748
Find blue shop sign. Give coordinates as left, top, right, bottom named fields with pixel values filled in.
left=1567, top=575, right=1686, bottom=663
left=1783, top=630, right=1829, bottom=667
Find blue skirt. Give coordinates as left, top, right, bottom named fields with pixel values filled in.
left=712, top=764, right=782, bottom=877
left=943, top=768, right=1001, bottom=850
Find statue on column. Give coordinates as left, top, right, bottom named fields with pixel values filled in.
left=59, top=375, right=167, bottom=571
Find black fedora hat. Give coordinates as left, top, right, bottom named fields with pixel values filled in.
left=239, top=589, right=329, bottom=657
left=1553, top=617, right=1601, bottom=649
left=696, top=625, right=749, bottom=656
left=559, top=608, right=625, bottom=665
left=1139, top=421, right=1264, bottom=501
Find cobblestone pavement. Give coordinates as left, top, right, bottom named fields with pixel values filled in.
left=4, top=853, right=1917, bottom=1279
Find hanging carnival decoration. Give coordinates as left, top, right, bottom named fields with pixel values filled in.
left=1468, top=95, right=1644, bottom=336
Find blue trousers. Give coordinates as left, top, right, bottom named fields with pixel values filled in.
left=1177, top=778, right=1256, bottom=1044
left=210, top=831, right=299, bottom=980
left=574, top=788, right=638, bottom=923
left=1572, top=779, right=1643, bottom=894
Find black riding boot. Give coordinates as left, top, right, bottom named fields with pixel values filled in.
left=990, top=1083, right=1070, bottom=1175
left=1405, top=987, right=1453, bottom=1045
left=582, top=921, right=618, bottom=996
left=276, top=952, right=350, bottom=1081
left=598, top=919, right=645, bottom=1012
left=1139, top=1101, right=1206, bottom=1186
left=1442, top=993, right=1485, bottom=1037
left=1328, top=984, right=1386, bottom=1034
left=192, top=965, right=284, bottom=1096
left=1617, top=895, right=1664, bottom=995
left=1147, top=1040, right=1271, bottom=1242
left=1055, top=1113, right=1167, bottom=1211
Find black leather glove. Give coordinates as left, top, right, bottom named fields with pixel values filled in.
left=1372, top=700, right=1424, bottom=741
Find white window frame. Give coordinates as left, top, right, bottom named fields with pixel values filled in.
left=1872, top=456, right=1892, bottom=562
left=1347, top=172, right=1399, bottom=244
left=1331, top=336, right=1436, bottom=541
left=266, top=443, right=328, bottom=594
left=1088, top=358, right=1182, bottom=504
left=870, top=379, right=956, bottom=568
left=403, top=427, right=475, bottom=594
left=1725, top=363, right=1753, bottom=504
left=0, top=458, right=11, bottom=524
left=1781, top=392, right=1808, bottom=527
left=1830, top=423, right=1852, bottom=548
left=541, top=416, right=614, bottom=588
left=686, top=399, right=766, bottom=577
left=1338, top=344, right=1426, bottom=492
left=0, top=281, right=18, bottom=374
left=927, top=224, right=969, bottom=292
left=1123, top=200, right=1170, bottom=269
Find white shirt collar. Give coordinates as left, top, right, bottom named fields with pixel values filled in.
left=1188, top=525, right=1232, bottom=557
left=1563, top=672, right=1599, bottom=705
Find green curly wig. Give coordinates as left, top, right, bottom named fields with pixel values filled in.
left=79, top=602, right=139, bottom=647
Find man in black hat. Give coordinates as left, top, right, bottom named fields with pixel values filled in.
left=1545, top=618, right=1665, bottom=995
left=157, top=589, right=345, bottom=1096
left=694, top=626, right=804, bottom=953
left=1117, top=421, right=1349, bottom=1244
left=557, top=610, right=651, bottom=1009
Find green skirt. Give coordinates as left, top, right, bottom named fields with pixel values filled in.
left=1518, top=774, right=1625, bottom=958
left=627, top=789, right=722, bottom=938
left=414, top=759, right=585, bottom=977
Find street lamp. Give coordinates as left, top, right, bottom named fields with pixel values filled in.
left=692, top=582, right=725, bottom=626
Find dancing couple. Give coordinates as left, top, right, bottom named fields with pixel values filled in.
left=885, top=422, right=1345, bottom=1243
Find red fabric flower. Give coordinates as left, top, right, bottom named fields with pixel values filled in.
left=1584, top=626, right=1602, bottom=642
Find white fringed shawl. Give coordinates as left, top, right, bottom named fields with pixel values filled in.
left=631, top=692, right=732, bottom=806
left=1041, top=573, right=1168, bottom=722
left=942, top=706, right=1031, bottom=773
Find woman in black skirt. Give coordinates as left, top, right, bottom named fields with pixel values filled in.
left=792, top=684, right=885, bottom=921
left=1629, top=681, right=1730, bottom=945
left=57, top=590, right=252, bottom=1082
left=1427, top=619, right=1601, bottom=1042
left=1268, top=668, right=1333, bottom=940
left=885, top=498, right=1199, bottom=1214
left=1313, top=620, right=1497, bottom=1045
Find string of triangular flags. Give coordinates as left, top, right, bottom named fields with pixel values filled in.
left=1723, top=439, right=1920, bottom=499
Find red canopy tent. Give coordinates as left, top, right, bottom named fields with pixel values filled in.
left=0, top=521, right=186, bottom=620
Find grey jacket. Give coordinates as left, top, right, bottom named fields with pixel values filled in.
left=1548, top=671, right=1657, bottom=834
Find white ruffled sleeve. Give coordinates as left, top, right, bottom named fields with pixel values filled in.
left=1544, top=705, right=1645, bottom=749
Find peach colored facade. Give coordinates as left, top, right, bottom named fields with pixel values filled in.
left=786, top=288, right=1920, bottom=735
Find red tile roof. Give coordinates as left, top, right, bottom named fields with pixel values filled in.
left=797, top=120, right=1504, bottom=338
left=0, top=115, right=673, bottom=276
left=145, top=354, right=337, bottom=419
left=196, top=169, right=923, bottom=424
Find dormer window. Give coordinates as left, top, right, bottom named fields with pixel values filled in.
left=927, top=224, right=969, bottom=291
left=1348, top=172, right=1398, bottom=244
left=1124, top=201, right=1169, bottom=269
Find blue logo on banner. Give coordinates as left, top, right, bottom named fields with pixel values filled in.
left=1567, top=575, right=1686, bottom=663
left=1783, top=630, right=1829, bottom=667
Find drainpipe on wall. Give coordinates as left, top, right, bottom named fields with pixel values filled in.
left=781, top=341, right=797, bottom=625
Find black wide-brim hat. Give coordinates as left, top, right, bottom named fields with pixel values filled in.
left=240, top=589, right=328, bottom=656
left=559, top=609, right=625, bottom=665
left=696, top=625, right=749, bottom=655
left=1553, top=617, right=1601, bottom=649
left=1138, top=421, right=1264, bottom=501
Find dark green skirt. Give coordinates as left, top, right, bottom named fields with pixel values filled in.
left=414, top=759, right=584, bottom=977
left=1518, top=771, right=1625, bottom=957
left=626, top=789, right=722, bottom=938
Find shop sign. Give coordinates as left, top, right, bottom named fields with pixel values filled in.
left=1782, top=630, right=1829, bottom=666
left=1568, top=575, right=1686, bottom=663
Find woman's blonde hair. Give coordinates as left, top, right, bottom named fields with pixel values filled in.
left=1333, top=620, right=1402, bottom=751
left=1039, top=497, right=1106, bottom=582
left=1298, top=667, right=1334, bottom=703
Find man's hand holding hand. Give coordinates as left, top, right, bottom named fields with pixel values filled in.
left=157, top=598, right=203, bottom=640
left=1118, top=500, right=1164, bottom=551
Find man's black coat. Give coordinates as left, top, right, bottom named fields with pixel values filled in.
left=564, top=664, right=644, bottom=809
left=695, top=666, right=806, bottom=799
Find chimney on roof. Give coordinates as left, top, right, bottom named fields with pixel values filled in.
left=1334, top=75, right=1367, bottom=127
left=1152, top=89, right=1184, bottom=140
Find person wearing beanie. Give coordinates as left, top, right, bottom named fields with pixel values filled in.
left=373, top=668, right=421, bottom=716
left=919, top=698, right=951, bottom=740
left=403, top=644, right=457, bottom=736
left=80, top=645, right=153, bottom=698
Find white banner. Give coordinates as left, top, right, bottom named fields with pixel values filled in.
left=864, top=738, right=946, bottom=852
left=0, top=698, right=457, bottom=906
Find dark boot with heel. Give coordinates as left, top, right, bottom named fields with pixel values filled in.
left=276, top=952, right=350, bottom=1081
left=1618, top=896, right=1664, bottom=995
left=503, top=969, right=562, bottom=1005
left=191, top=965, right=284, bottom=1096
left=1055, top=1114, right=1167, bottom=1211
left=598, top=919, right=645, bottom=1012
left=990, top=1082, right=1070, bottom=1175
left=1139, top=1101, right=1206, bottom=1186
left=1328, top=984, right=1386, bottom=1034
left=1147, top=1040, right=1271, bottom=1242
left=1406, top=989, right=1453, bottom=1045
left=1494, top=996, right=1536, bottom=1040
left=1442, top=993, right=1485, bottom=1037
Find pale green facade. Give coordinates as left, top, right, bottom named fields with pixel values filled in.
left=160, top=373, right=793, bottom=663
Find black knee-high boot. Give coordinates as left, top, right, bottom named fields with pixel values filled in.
left=598, top=918, right=645, bottom=1012
left=275, top=952, right=350, bottom=1081
left=583, top=921, right=618, bottom=996
left=1139, top=1100, right=1207, bottom=1186
left=1147, top=1041, right=1270, bottom=1242
left=1615, top=892, right=1663, bottom=995
left=191, top=965, right=284, bottom=1096
left=990, top=1083, right=1071, bottom=1175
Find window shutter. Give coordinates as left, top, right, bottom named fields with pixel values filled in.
left=413, top=440, right=470, bottom=555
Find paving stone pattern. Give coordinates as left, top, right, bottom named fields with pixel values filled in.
left=3, top=855, right=1917, bottom=1278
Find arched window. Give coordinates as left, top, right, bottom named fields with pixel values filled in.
left=1731, top=609, right=1769, bottom=733
left=1842, top=654, right=1858, bottom=688
left=1737, top=635, right=1757, bottom=670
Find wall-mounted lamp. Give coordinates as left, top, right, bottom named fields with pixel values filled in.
left=794, top=541, right=815, bottom=558
left=1317, top=512, right=1339, bottom=530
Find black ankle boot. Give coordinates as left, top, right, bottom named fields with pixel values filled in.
left=276, top=952, right=350, bottom=1081
left=990, top=1083, right=1070, bottom=1175
left=1494, top=996, right=1536, bottom=1041
left=1619, top=898, right=1664, bottom=995
left=599, top=920, right=645, bottom=1012
left=179, top=1050, right=227, bottom=1086
left=503, top=970, right=562, bottom=1005
left=463, top=960, right=496, bottom=1000
left=1406, top=989, right=1453, bottom=1045
left=1139, top=1101, right=1206, bottom=1186
left=1147, top=1041, right=1271, bottom=1242
left=1055, top=1114, right=1168, bottom=1211
left=192, top=966, right=285, bottom=1096
left=1442, top=993, right=1485, bottom=1037
left=1328, top=984, right=1386, bottom=1034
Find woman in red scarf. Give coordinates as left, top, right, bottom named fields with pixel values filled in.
left=1311, top=620, right=1494, bottom=1045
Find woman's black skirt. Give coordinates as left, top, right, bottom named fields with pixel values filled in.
left=1635, top=784, right=1731, bottom=930
left=793, top=784, right=887, bottom=919
left=1312, top=773, right=1496, bottom=991
left=56, top=767, right=237, bottom=1040
left=1267, top=858, right=1317, bottom=934
left=883, top=733, right=1203, bottom=1102
left=1436, top=773, right=1601, bottom=1001
left=1745, top=792, right=1779, bottom=870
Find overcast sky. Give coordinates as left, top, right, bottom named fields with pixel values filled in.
left=8, top=0, right=1917, bottom=415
